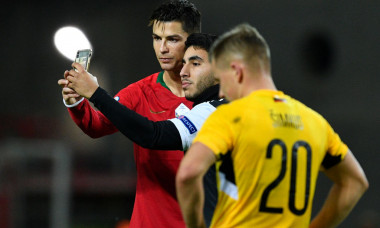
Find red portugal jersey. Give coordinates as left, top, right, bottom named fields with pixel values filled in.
left=68, top=72, right=193, bottom=228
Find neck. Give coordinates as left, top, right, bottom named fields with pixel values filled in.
left=241, top=74, right=277, bottom=98
left=163, top=70, right=184, bottom=97
left=190, top=84, right=220, bottom=107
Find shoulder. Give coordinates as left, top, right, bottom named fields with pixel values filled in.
left=127, top=72, right=160, bottom=89
left=112, top=72, right=160, bottom=106
left=205, top=97, right=254, bottom=126
left=116, top=72, right=160, bottom=94
left=187, top=101, right=218, bottom=117
left=190, top=98, right=229, bottom=115
left=215, top=98, right=243, bottom=114
left=209, top=98, right=229, bottom=108
left=290, top=95, right=327, bottom=124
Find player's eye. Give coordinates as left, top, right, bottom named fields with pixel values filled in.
left=168, top=38, right=179, bottom=43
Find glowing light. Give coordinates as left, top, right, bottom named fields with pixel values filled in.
left=54, top=26, right=92, bottom=61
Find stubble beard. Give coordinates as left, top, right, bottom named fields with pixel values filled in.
left=185, top=74, right=215, bottom=100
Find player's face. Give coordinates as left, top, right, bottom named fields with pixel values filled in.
left=180, top=46, right=216, bottom=100
left=152, top=21, right=189, bottom=73
left=212, top=60, right=238, bottom=101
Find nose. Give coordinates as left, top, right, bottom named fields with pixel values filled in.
left=160, top=40, right=169, bottom=53
left=180, top=63, right=189, bottom=78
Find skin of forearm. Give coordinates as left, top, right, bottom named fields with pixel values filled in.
left=310, top=182, right=366, bottom=228
left=176, top=176, right=206, bottom=228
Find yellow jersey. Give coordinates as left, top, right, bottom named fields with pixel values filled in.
left=193, top=90, right=348, bottom=228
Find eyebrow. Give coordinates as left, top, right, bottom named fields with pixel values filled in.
left=152, top=33, right=183, bottom=39
left=183, top=55, right=203, bottom=64
left=188, top=56, right=203, bottom=61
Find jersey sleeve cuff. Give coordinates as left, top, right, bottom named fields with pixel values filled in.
left=63, top=97, right=85, bottom=108
left=168, top=118, right=187, bottom=150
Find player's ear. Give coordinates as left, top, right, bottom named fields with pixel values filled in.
left=230, top=61, right=243, bottom=84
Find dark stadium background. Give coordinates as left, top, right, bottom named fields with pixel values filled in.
left=0, top=1, right=379, bottom=227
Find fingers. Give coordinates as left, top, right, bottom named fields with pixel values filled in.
left=64, top=70, right=70, bottom=78
left=59, top=79, right=74, bottom=90
left=61, top=69, right=78, bottom=88
left=65, top=70, right=78, bottom=89
left=62, top=88, right=82, bottom=106
left=66, top=75, right=74, bottom=82
left=59, top=70, right=73, bottom=87
left=61, top=65, right=99, bottom=100
left=60, top=68, right=83, bottom=105
left=66, top=93, right=81, bottom=98
left=68, top=68, right=79, bottom=78
left=58, top=78, right=68, bottom=88
left=62, top=86, right=76, bottom=94
left=62, top=87, right=80, bottom=98
left=72, top=62, right=84, bottom=73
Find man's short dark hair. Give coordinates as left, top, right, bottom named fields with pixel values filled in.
left=185, top=33, right=217, bottom=52
left=148, top=0, right=201, bottom=34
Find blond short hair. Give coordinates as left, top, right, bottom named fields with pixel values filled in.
left=210, top=23, right=271, bottom=72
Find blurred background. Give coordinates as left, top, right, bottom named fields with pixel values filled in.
left=0, top=0, right=379, bottom=227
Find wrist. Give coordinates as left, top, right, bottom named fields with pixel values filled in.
left=64, top=97, right=85, bottom=108
left=87, top=86, right=100, bottom=100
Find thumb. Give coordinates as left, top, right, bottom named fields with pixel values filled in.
left=58, top=79, right=68, bottom=88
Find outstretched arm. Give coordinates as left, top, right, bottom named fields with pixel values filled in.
left=310, top=150, right=369, bottom=228
left=66, top=62, right=183, bottom=149
left=89, top=87, right=183, bottom=150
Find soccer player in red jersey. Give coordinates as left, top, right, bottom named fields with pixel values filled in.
left=58, top=1, right=201, bottom=227
left=65, top=33, right=222, bottom=227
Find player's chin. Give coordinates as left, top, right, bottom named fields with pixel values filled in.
left=159, top=63, right=175, bottom=71
left=185, top=91, right=198, bottom=101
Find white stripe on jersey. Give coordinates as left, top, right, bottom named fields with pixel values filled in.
left=169, top=101, right=217, bottom=151
left=219, top=171, right=238, bottom=200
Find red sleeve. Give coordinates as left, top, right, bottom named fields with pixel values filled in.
left=67, top=80, right=141, bottom=138
left=67, top=99, right=118, bottom=138
left=113, top=83, right=140, bottom=111
left=66, top=72, right=187, bottom=140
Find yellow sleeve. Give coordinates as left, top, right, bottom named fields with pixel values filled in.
left=321, top=120, right=349, bottom=169
left=326, top=121, right=348, bottom=159
left=193, top=105, right=236, bottom=160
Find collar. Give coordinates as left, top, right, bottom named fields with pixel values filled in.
left=156, top=71, right=171, bottom=91
left=190, top=84, right=220, bottom=107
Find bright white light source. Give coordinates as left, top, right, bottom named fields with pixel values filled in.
left=54, top=26, right=92, bottom=61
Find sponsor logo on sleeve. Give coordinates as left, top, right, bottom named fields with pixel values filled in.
left=178, top=115, right=197, bottom=134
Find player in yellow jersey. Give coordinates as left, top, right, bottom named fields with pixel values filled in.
left=176, top=23, right=369, bottom=228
